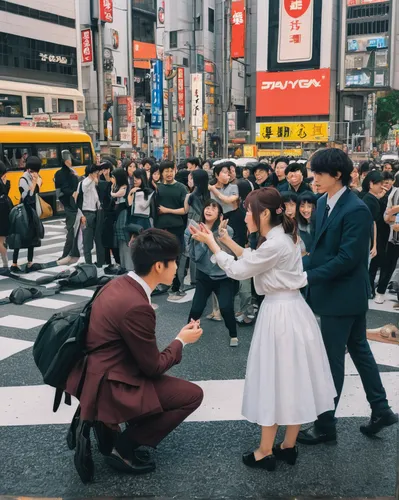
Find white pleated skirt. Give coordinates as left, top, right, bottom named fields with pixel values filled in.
left=242, top=291, right=337, bottom=426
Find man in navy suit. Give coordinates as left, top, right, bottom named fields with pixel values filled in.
left=297, top=148, right=397, bottom=445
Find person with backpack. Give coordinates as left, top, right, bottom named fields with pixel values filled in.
left=10, top=156, right=44, bottom=273
left=65, top=229, right=204, bottom=475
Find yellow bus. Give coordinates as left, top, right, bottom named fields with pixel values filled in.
left=0, top=127, right=95, bottom=213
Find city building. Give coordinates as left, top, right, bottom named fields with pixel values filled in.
left=249, top=0, right=339, bottom=159
left=0, top=0, right=85, bottom=127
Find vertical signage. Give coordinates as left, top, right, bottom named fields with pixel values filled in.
left=177, top=67, right=185, bottom=118
left=157, top=0, right=165, bottom=26
left=81, top=29, right=93, bottom=64
left=231, top=0, right=246, bottom=59
left=151, top=60, right=163, bottom=130
left=191, top=73, right=203, bottom=128
left=267, top=0, right=322, bottom=71
left=100, top=0, right=113, bottom=23
left=278, top=0, right=314, bottom=64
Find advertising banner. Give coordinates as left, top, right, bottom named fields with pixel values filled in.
left=151, top=60, right=163, bottom=130
left=177, top=67, right=185, bottom=118
left=157, top=0, right=165, bottom=26
left=191, top=73, right=203, bottom=128
left=99, top=0, right=113, bottom=23
left=256, top=68, right=330, bottom=117
left=267, top=0, right=322, bottom=71
left=81, top=29, right=93, bottom=64
left=258, top=148, right=303, bottom=157
left=347, top=0, right=387, bottom=5
left=256, top=122, right=329, bottom=142
left=231, top=0, right=245, bottom=59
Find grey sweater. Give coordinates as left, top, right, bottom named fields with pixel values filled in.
left=185, top=225, right=234, bottom=280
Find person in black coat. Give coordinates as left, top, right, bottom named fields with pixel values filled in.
left=297, top=148, right=397, bottom=446
left=0, top=161, right=12, bottom=268
left=55, top=151, right=80, bottom=265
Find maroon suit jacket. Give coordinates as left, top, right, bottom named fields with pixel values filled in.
left=66, top=275, right=183, bottom=423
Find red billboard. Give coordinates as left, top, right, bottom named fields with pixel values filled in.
left=99, top=0, right=113, bottom=23
left=81, top=29, right=93, bottom=64
left=256, top=68, right=330, bottom=117
left=177, top=67, right=185, bottom=118
left=231, top=0, right=245, bottom=59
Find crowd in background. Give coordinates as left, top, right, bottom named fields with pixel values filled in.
left=1, top=152, right=399, bottom=345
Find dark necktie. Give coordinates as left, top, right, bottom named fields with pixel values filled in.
left=322, top=204, right=330, bottom=227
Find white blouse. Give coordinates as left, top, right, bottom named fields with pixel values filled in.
left=214, top=225, right=307, bottom=295
left=132, top=190, right=154, bottom=217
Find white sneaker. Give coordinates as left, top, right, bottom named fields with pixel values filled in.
left=374, top=293, right=385, bottom=304
left=230, top=338, right=239, bottom=347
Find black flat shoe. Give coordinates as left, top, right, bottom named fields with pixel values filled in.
left=10, top=266, right=23, bottom=274
left=272, top=443, right=298, bottom=465
left=105, top=452, right=155, bottom=474
left=296, top=425, right=337, bottom=445
left=242, top=451, right=276, bottom=471
left=360, top=409, right=398, bottom=436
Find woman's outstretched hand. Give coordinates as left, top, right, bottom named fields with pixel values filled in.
left=189, top=223, right=215, bottom=245
left=218, top=219, right=230, bottom=243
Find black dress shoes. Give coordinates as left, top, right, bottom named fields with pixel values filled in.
left=360, top=409, right=398, bottom=436
left=105, top=452, right=155, bottom=474
left=242, top=451, right=276, bottom=471
left=296, top=425, right=337, bottom=445
left=272, top=443, right=298, bottom=465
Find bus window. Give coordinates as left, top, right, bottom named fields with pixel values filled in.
left=36, top=145, right=60, bottom=168
left=0, top=95, right=23, bottom=117
left=65, top=144, right=92, bottom=166
left=27, top=96, right=45, bottom=115
left=58, top=99, right=74, bottom=113
left=2, top=145, right=33, bottom=170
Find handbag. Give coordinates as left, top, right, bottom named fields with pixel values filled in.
left=36, top=194, right=53, bottom=219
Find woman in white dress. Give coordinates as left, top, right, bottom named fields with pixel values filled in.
left=190, top=187, right=336, bottom=471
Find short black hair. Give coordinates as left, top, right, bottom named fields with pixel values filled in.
left=310, top=148, right=353, bottom=187
left=359, top=161, right=372, bottom=175
left=214, top=162, right=231, bottom=178
left=26, top=156, right=42, bottom=172
left=296, top=192, right=317, bottom=226
left=131, top=228, right=180, bottom=276
left=187, top=157, right=201, bottom=168
left=143, top=158, right=154, bottom=168
left=362, top=170, right=383, bottom=193
left=285, top=163, right=304, bottom=177
left=112, top=167, right=128, bottom=188
left=159, top=160, right=175, bottom=176
left=281, top=191, right=298, bottom=204
left=274, top=157, right=290, bottom=167
left=382, top=171, right=394, bottom=181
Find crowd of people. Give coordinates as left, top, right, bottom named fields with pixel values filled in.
left=0, top=148, right=398, bottom=476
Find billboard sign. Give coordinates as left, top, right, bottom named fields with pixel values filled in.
left=268, top=0, right=322, bottom=71
left=256, top=122, right=329, bottom=142
left=347, top=0, right=387, bottom=4
left=151, top=60, right=163, bottom=130
left=191, top=73, right=203, bottom=128
left=177, top=67, right=185, bottom=118
left=81, top=29, right=93, bottom=64
left=99, top=0, right=113, bottom=23
left=256, top=68, right=330, bottom=117
left=231, top=0, right=245, bottom=59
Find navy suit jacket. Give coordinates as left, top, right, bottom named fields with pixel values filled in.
left=303, top=188, right=372, bottom=317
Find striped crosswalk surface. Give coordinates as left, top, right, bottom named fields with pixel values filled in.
left=0, top=217, right=398, bottom=498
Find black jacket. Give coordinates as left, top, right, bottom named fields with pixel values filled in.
left=54, top=165, right=79, bottom=210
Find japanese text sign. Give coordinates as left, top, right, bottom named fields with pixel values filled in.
left=177, top=67, right=185, bottom=118
left=81, top=29, right=93, bottom=64
left=191, top=73, right=203, bottom=128
left=151, top=60, right=163, bottom=130
left=231, top=0, right=245, bottom=59
left=278, top=0, right=314, bottom=64
left=256, top=122, right=329, bottom=142
left=100, top=0, right=113, bottom=23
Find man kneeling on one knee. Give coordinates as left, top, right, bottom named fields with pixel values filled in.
left=66, top=228, right=204, bottom=474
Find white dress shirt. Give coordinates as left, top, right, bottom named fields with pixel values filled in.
left=326, top=186, right=347, bottom=216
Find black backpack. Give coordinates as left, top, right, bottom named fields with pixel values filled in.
left=33, top=282, right=117, bottom=412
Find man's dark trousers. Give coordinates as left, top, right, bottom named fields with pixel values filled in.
left=62, top=206, right=80, bottom=259
left=316, top=314, right=388, bottom=431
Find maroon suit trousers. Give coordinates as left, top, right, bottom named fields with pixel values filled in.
left=116, top=375, right=203, bottom=455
